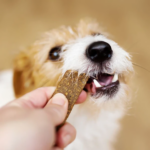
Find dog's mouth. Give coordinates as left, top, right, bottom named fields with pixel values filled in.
left=84, top=73, right=119, bottom=98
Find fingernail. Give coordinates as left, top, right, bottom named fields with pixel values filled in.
left=63, top=134, right=71, bottom=146
left=51, top=93, right=67, bottom=106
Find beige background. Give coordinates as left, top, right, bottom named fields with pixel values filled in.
left=0, top=0, right=150, bottom=149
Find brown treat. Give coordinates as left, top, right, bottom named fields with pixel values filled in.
left=52, top=70, right=89, bottom=125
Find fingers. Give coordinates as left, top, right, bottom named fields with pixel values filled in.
left=75, top=90, right=87, bottom=104
left=8, top=87, right=55, bottom=109
left=8, top=87, right=87, bottom=109
left=45, top=93, right=68, bottom=125
left=51, top=148, right=63, bottom=150
left=56, top=122, right=76, bottom=148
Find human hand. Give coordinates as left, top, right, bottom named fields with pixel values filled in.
left=0, top=87, right=87, bottom=150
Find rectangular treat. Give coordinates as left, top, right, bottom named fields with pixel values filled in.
left=52, top=70, right=89, bottom=123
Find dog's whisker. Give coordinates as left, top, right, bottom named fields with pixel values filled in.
left=128, top=52, right=140, bottom=55
left=132, top=62, right=150, bottom=72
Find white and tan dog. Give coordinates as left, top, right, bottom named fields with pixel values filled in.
left=0, top=19, right=133, bottom=150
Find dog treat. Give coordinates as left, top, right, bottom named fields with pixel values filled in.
left=52, top=70, right=89, bottom=124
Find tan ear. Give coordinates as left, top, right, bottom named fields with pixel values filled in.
left=13, top=50, right=34, bottom=98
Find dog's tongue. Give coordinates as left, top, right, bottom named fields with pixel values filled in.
left=85, top=82, right=96, bottom=94
left=98, top=74, right=114, bottom=86
left=85, top=74, right=114, bottom=94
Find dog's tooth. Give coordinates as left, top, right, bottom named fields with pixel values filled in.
left=93, top=79, right=102, bottom=88
left=112, top=74, right=118, bottom=82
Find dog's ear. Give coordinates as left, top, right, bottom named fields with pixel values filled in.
left=13, top=49, right=34, bottom=98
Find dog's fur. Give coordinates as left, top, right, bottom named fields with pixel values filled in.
left=0, top=19, right=133, bottom=150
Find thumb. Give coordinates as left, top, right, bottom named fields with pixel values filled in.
left=45, top=93, right=68, bottom=126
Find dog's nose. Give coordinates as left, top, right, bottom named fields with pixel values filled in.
left=86, top=41, right=113, bottom=63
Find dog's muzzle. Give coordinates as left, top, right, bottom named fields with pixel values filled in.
left=84, top=41, right=119, bottom=98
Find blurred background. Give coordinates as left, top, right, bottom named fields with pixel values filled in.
left=0, top=0, right=150, bottom=149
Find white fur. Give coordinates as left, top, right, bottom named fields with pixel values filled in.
left=0, top=70, right=15, bottom=106
left=67, top=102, right=124, bottom=150
left=62, top=35, right=132, bottom=149
left=0, top=34, right=133, bottom=150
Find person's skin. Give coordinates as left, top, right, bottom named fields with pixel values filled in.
left=0, top=87, right=87, bottom=150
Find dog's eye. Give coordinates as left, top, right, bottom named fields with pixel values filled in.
left=49, top=46, right=61, bottom=61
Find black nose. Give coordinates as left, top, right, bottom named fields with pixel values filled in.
left=86, top=41, right=113, bottom=63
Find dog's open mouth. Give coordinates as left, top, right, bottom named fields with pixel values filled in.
left=84, top=73, right=119, bottom=97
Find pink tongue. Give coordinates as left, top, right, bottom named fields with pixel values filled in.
left=85, top=82, right=96, bottom=94
left=99, top=75, right=114, bottom=86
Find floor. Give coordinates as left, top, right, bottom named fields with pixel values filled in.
left=0, top=0, right=150, bottom=149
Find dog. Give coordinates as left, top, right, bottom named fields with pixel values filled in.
left=0, top=19, right=133, bottom=150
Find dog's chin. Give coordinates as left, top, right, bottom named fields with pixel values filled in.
left=83, top=72, right=120, bottom=99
